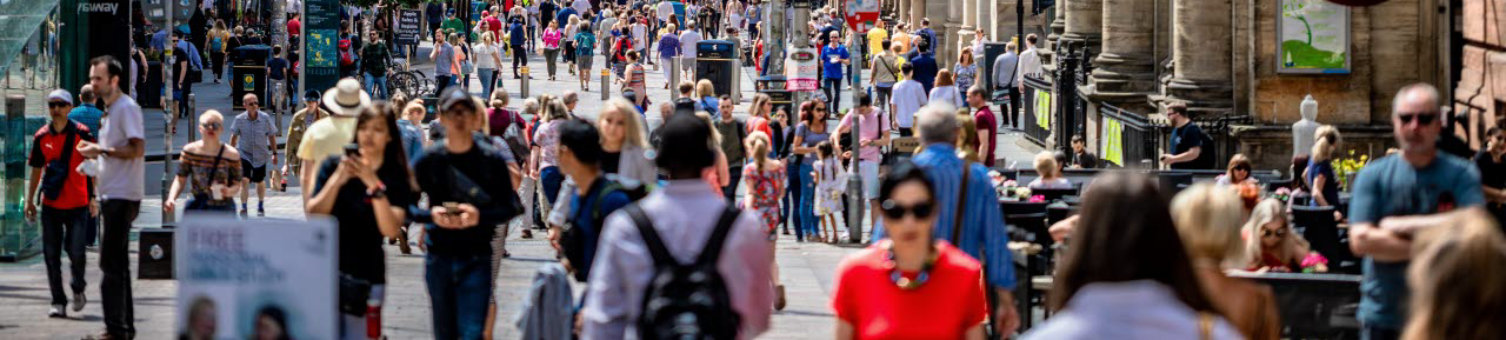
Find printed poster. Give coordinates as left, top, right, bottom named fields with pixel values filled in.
left=786, top=48, right=819, bottom=92
left=176, top=217, right=338, bottom=340
left=1278, top=0, right=1350, bottom=74
left=1101, top=117, right=1124, bottom=166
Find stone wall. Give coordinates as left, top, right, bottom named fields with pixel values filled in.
left=1451, top=0, right=1506, bottom=149
left=1245, top=0, right=1443, bottom=126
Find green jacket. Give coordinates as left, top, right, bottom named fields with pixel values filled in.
left=362, top=42, right=389, bottom=76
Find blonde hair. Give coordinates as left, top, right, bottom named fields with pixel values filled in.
left=1311, top=125, right=1341, bottom=161
left=1403, top=210, right=1506, bottom=340
left=199, top=109, right=225, bottom=125
left=522, top=98, right=541, bottom=116
left=482, top=31, right=495, bottom=45
left=1242, top=198, right=1311, bottom=269
left=956, top=110, right=980, bottom=162
left=1171, top=183, right=1247, bottom=264
left=600, top=98, right=649, bottom=148
left=750, top=93, right=772, bottom=117
left=696, top=79, right=716, bottom=98
left=747, top=131, right=772, bottom=172
left=1033, top=151, right=1059, bottom=180
left=402, top=103, right=426, bottom=121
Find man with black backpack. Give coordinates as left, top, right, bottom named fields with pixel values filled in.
left=583, top=113, right=773, bottom=339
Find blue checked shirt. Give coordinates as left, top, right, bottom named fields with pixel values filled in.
left=873, top=143, right=1016, bottom=289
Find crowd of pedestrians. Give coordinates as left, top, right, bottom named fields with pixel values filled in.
left=21, top=0, right=1506, bottom=338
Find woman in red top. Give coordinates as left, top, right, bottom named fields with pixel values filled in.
left=831, top=163, right=988, bottom=340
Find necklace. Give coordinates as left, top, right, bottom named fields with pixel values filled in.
left=884, top=240, right=938, bottom=290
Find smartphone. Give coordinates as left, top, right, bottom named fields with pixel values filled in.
left=344, top=144, right=361, bottom=157
left=441, top=202, right=463, bottom=216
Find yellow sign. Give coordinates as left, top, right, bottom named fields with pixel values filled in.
left=601, top=68, right=610, bottom=76
left=243, top=75, right=255, bottom=91
left=1034, top=89, right=1051, bottom=129
left=521, top=66, right=530, bottom=74
left=1102, top=117, right=1124, bottom=166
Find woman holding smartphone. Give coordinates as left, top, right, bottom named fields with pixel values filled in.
left=305, top=103, right=416, bottom=337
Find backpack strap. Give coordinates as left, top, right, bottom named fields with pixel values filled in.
left=695, top=206, right=742, bottom=266
left=950, top=163, right=970, bottom=245
left=625, top=204, right=676, bottom=266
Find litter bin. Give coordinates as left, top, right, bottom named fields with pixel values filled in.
left=979, top=42, right=1009, bottom=94
left=231, top=45, right=272, bottom=110
left=695, top=40, right=739, bottom=98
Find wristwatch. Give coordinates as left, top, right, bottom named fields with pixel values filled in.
left=366, top=184, right=388, bottom=200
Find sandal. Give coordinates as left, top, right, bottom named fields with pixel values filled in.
left=774, top=285, right=787, bottom=311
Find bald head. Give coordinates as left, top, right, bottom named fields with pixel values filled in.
left=1391, top=83, right=1443, bottom=155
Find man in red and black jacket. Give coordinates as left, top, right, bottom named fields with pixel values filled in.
left=25, top=89, right=97, bottom=319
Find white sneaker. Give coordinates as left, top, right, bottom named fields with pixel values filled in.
left=48, top=305, right=65, bottom=318
left=72, top=291, right=86, bottom=312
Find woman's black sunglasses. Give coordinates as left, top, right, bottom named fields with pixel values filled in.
left=880, top=200, right=935, bottom=220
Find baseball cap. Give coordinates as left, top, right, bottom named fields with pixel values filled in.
left=304, top=90, right=322, bottom=102
left=439, top=87, right=479, bottom=113
left=47, top=89, right=74, bottom=105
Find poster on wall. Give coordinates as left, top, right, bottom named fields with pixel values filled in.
left=1277, top=0, right=1351, bottom=74
left=176, top=217, right=337, bottom=340
left=1034, top=89, right=1051, bottom=129
left=786, top=48, right=819, bottom=92
left=1101, top=117, right=1124, bottom=166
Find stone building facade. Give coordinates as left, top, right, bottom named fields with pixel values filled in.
left=1452, top=0, right=1506, bottom=151
left=1028, top=0, right=1455, bottom=170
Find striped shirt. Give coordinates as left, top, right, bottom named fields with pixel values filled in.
left=873, top=143, right=1016, bottom=289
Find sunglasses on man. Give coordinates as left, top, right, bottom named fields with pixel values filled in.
left=1396, top=111, right=1438, bottom=125
left=48, top=101, right=70, bottom=109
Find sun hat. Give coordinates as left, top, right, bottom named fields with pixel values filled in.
left=322, top=78, right=371, bottom=116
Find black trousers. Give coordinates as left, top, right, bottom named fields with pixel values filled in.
left=997, top=85, right=1020, bottom=129
left=723, top=165, right=744, bottom=202
left=42, top=206, right=89, bottom=306
left=512, top=44, right=528, bottom=76
left=100, top=199, right=140, bottom=337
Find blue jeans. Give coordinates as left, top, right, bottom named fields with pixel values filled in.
left=478, top=68, right=496, bottom=99
left=364, top=73, right=388, bottom=100
left=541, top=166, right=565, bottom=206
left=424, top=253, right=492, bottom=339
left=797, top=162, right=818, bottom=239
left=823, top=78, right=842, bottom=112
left=784, top=158, right=803, bottom=239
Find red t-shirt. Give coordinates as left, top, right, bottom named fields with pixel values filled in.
left=29, top=122, right=96, bottom=209
left=832, top=242, right=988, bottom=339
left=974, top=106, right=997, bottom=167
left=747, top=116, right=772, bottom=141
left=486, top=16, right=504, bottom=39
left=288, top=18, right=301, bottom=36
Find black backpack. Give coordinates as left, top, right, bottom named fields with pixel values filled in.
left=625, top=204, right=742, bottom=340
left=559, top=176, right=650, bottom=282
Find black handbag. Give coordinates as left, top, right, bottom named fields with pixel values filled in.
left=40, top=125, right=78, bottom=200
left=338, top=274, right=373, bottom=315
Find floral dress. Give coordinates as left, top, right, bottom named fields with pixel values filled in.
left=743, top=163, right=787, bottom=233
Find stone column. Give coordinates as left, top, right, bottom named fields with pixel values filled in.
left=898, top=0, right=909, bottom=27
left=1048, top=0, right=1067, bottom=47
left=978, top=0, right=994, bottom=40
left=909, top=0, right=925, bottom=28
left=1061, top=0, right=1102, bottom=44
left=1089, top=0, right=1157, bottom=98
left=1163, top=0, right=1232, bottom=112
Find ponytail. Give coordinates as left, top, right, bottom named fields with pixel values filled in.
left=749, top=132, right=771, bottom=172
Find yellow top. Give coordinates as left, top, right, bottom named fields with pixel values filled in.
left=297, top=115, right=358, bottom=162
left=866, top=27, right=888, bottom=57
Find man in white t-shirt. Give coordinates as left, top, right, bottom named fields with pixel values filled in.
left=75, top=55, right=145, bottom=340
left=572, top=0, right=591, bottom=17
left=889, top=63, right=927, bottom=137
left=678, top=23, right=702, bottom=82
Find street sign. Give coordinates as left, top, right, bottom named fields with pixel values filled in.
left=396, top=9, right=422, bottom=46
left=785, top=48, right=819, bottom=92
left=844, top=0, right=879, bottom=33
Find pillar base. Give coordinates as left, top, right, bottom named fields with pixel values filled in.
left=1091, top=52, right=1157, bottom=94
